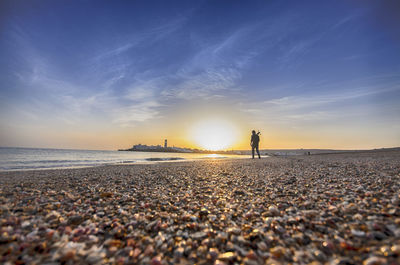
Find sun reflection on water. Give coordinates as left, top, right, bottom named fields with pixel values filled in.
left=204, top=154, right=224, bottom=159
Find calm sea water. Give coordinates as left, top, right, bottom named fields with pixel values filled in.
left=0, top=147, right=246, bottom=171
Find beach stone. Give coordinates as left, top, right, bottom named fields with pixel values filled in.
left=68, top=215, right=84, bottom=225
left=234, top=190, right=246, bottom=196
left=227, top=227, right=241, bottom=235
left=363, top=256, right=387, bottom=265
left=21, top=221, right=32, bottom=229
left=353, top=213, right=363, bottom=221
left=132, top=248, right=141, bottom=258
left=303, top=210, right=319, bottom=218
left=351, top=229, right=365, bottom=237
left=257, top=241, right=268, bottom=251
left=371, top=231, right=387, bottom=240
left=268, top=205, right=279, bottom=216
left=391, top=244, right=400, bottom=255
left=209, top=247, right=219, bottom=259
left=192, top=231, right=207, bottom=240
left=45, top=210, right=61, bottom=221
left=270, top=246, right=285, bottom=259
left=330, top=258, right=356, bottom=265
left=265, top=258, right=283, bottom=265
left=313, top=250, right=326, bottom=262
left=100, top=192, right=113, bottom=198
left=199, top=208, right=210, bottom=217
left=174, top=247, right=184, bottom=258
left=96, top=211, right=105, bottom=217
left=218, top=252, right=236, bottom=261
left=243, top=257, right=259, bottom=265
left=86, top=247, right=105, bottom=264
left=151, top=255, right=162, bottom=265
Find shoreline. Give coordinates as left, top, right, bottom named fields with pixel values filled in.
left=1, top=150, right=399, bottom=264
left=0, top=148, right=249, bottom=173
left=0, top=156, right=251, bottom=173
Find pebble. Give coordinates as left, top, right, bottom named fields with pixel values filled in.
left=218, top=252, right=236, bottom=261
left=209, top=247, right=219, bottom=259
left=391, top=244, right=400, bottom=255
left=270, top=246, right=285, bottom=259
left=268, top=205, right=280, bottom=216
left=151, top=255, right=162, bottom=265
left=257, top=241, right=268, bottom=251
left=68, top=215, right=84, bottom=225
left=363, top=256, right=387, bottom=265
left=192, top=231, right=207, bottom=240
left=351, top=229, right=366, bottom=237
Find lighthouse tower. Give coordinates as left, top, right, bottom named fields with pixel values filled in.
left=164, top=139, right=167, bottom=148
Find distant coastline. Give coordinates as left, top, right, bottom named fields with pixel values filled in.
left=119, top=145, right=400, bottom=156
left=118, top=144, right=243, bottom=155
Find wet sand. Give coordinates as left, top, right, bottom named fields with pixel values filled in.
left=1, top=150, right=400, bottom=264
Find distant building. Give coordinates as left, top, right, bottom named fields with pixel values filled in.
left=171, top=147, right=193, bottom=153
left=133, top=144, right=160, bottom=150
left=164, top=139, right=167, bottom=148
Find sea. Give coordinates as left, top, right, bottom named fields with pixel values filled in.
left=0, top=147, right=246, bottom=171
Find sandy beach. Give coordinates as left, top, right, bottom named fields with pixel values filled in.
left=1, top=150, right=399, bottom=265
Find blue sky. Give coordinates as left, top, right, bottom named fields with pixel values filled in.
left=0, top=0, right=399, bottom=149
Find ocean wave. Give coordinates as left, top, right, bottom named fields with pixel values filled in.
left=0, top=147, right=246, bottom=171
left=145, top=157, right=184, bottom=161
left=0, top=163, right=99, bottom=171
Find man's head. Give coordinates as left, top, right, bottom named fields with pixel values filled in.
left=252, top=130, right=256, bottom=134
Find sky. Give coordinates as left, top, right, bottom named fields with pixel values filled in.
left=0, top=0, right=399, bottom=150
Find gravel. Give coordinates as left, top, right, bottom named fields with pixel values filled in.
left=0, top=150, right=399, bottom=264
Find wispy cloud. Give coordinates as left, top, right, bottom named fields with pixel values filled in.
left=278, top=37, right=320, bottom=66
left=159, top=23, right=265, bottom=101
left=112, top=100, right=162, bottom=126
left=331, top=11, right=365, bottom=30
left=263, top=87, right=388, bottom=109
left=241, top=77, right=400, bottom=125
left=162, top=68, right=242, bottom=100
left=90, top=14, right=190, bottom=63
left=277, top=10, right=366, bottom=69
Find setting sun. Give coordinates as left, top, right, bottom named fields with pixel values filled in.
left=190, top=119, right=238, bottom=151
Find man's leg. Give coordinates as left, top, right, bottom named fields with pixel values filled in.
left=256, top=146, right=261, bottom=159
left=252, top=146, right=255, bottom=159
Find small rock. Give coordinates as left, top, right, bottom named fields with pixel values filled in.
left=68, top=215, right=84, bottom=225
left=268, top=205, right=279, bottom=216
left=234, top=190, right=246, bottom=196
left=192, top=231, right=207, bottom=240
left=218, top=252, right=236, bottom=261
left=351, top=229, right=365, bottom=237
left=100, top=192, right=113, bottom=198
left=363, top=256, right=387, bottom=265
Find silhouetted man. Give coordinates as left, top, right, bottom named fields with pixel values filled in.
left=251, top=130, right=261, bottom=159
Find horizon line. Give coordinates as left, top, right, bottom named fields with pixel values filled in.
left=1, top=145, right=399, bottom=152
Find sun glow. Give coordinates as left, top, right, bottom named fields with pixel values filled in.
left=190, top=119, right=238, bottom=151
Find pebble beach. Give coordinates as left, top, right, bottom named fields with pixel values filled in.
left=1, top=150, right=400, bottom=265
